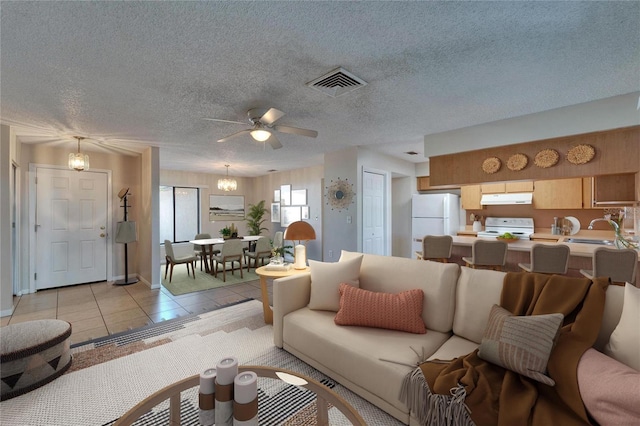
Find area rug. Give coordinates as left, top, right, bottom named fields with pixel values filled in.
left=161, top=265, right=260, bottom=296
left=0, top=299, right=402, bottom=426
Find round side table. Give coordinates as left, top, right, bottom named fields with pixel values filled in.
left=255, top=265, right=310, bottom=324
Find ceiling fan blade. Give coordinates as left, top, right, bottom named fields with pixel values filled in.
left=217, top=129, right=250, bottom=143
left=273, top=124, right=318, bottom=138
left=260, top=108, right=285, bottom=126
left=267, top=133, right=283, bottom=150
left=203, top=117, right=247, bottom=125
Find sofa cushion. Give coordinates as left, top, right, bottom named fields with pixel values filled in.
left=578, top=348, right=640, bottom=425
left=339, top=250, right=459, bottom=333
left=427, top=335, right=479, bottom=361
left=594, top=284, right=624, bottom=352
left=478, top=304, right=563, bottom=386
left=334, top=284, right=426, bottom=334
left=283, top=307, right=451, bottom=414
left=604, top=283, right=640, bottom=371
left=453, top=266, right=505, bottom=343
left=307, top=255, right=363, bottom=311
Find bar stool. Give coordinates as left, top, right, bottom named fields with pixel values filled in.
left=580, top=247, right=637, bottom=285
left=418, top=235, right=453, bottom=263
left=462, top=239, right=508, bottom=271
left=518, top=244, right=570, bottom=274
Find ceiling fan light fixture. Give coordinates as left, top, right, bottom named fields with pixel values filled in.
left=68, top=136, right=89, bottom=171
left=250, top=129, right=271, bottom=142
left=217, top=164, right=237, bottom=192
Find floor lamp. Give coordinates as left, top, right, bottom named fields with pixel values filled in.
left=115, top=188, right=138, bottom=285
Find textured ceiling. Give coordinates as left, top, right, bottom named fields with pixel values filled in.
left=1, top=2, right=639, bottom=177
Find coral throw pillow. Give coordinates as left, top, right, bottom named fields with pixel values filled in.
left=334, top=284, right=426, bottom=334
left=478, top=304, right=563, bottom=386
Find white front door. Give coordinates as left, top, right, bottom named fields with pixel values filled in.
left=36, top=168, right=108, bottom=289
left=362, top=170, right=385, bottom=255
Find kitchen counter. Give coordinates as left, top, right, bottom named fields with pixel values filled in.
left=449, top=234, right=639, bottom=284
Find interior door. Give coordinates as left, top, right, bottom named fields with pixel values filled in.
left=362, top=171, right=385, bottom=255
left=36, top=168, right=108, bottom=289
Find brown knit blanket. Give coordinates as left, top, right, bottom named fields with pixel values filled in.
left=401, top=272, right=609, bottom=426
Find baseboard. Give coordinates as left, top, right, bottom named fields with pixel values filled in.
left=1, top=305, right=15, bottom=318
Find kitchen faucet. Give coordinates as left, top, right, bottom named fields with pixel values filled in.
left=587, top=218, right=619, bottom=232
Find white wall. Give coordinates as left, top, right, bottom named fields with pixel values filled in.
left=0, top=125, right=14, bottom=316
left=424, top=92, right=640, bottom=156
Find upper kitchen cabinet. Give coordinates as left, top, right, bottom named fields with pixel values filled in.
left=417, top=176, right=460, bottom=191
left=533, top=178, right=583, bottom=209
left=481, top=181, right=534, bottom=194
left=589, top=173, right=638, bottom=207
left=461, top=185, right=482, bottom=210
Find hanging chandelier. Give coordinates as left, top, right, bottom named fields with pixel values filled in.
left=217, top=164, right=237, bottom=192
left=68, top=136, right=90, bottom=171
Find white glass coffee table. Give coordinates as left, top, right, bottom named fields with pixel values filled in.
left=114, top=365, right=366, bottom=425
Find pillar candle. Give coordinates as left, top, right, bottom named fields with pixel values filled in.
left=198, top=368, right=216, bottom=426
left=215, top=357, right=238, bottom=426
left=233, top=371, right=258, bottom=426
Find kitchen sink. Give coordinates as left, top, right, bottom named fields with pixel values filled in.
left=564, top=238, right=614, bottom=246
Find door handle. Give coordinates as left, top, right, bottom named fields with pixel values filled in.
left=100, top=226, right=106, bottom=230
left=100, top=233, right=106, bottom=238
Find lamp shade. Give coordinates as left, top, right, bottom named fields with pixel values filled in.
left=283, top=221, right=316, bottom=242
left=115, top=221, right=137, bottom=244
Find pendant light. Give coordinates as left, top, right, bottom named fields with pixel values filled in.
left=217, top=164, right=237, bottom=192
left=68, top=136, right=90, bottom=171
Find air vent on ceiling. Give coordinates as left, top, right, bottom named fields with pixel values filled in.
left=307, top=67, right=367, bottom=97
left=405, top=151, right=419, bottom=156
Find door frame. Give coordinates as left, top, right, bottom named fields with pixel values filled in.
left=360, top=167, right=391, bottom=256
left=28, top=163, right=113, bottom=293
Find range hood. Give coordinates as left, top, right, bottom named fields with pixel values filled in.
left=480, top=192, right=533, bottom=206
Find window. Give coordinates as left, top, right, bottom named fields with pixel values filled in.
left=160, top=186, right=200, bottom=243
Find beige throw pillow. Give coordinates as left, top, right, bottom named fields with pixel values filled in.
left=307, top=255, right=363, bottom=311
left=604, top=283, right=640, bottom=371
left=478, top=304, right=564, bottom=386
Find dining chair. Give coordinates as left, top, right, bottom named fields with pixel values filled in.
left=245, top=236, right=272, bottom=272
left=164, top=240, right=197, bottom=283
left=419, top=235, right=453, bottom=263
left=518, top=243, right=570, bottom=274
left=193, top=233, right=220, bottom=271
left=580, top=247, right=637, bottom=285
left=462, top=239, right=508, bottom=271
left=211, top=239, right=244, bottom=282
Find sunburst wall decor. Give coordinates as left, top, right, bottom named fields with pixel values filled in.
left=325, top=177, right=355, bottom=212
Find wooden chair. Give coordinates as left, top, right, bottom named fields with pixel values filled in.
left=419, top=235, right=453, bottom=263
left=462, top=239, right=508, bottom=271
left=245, top=236, right=272, bottom=272
left=193, top=233, right=220, bottom=271
left=518, top=244, right=570, bottom=274
left=580, top=247, right=637, bottom=285
left=211, top=239, right=244, bottom=282
left=164, top=240, right=197, bottom=283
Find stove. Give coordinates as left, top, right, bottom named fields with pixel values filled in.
left=476, top=217, right=535, bottom=240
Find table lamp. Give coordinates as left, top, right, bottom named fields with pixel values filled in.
left=283, top=221, right=316, bottom=269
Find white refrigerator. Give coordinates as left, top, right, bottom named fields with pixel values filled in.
left=411, top=193, right=460, bottom=254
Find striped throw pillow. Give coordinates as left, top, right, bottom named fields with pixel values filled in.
left=334, top=284, right=426, bottom=334
left=478, top=304, right=563, bottom=386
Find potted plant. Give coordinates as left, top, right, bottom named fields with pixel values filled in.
left=220, top=225, right=232, bottom=239
left=246, top=200, right=269, bottom=236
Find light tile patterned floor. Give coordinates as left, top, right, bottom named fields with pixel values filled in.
left=1, top=278, right=269, bottom=344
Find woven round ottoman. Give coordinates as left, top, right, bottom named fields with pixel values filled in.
left=1, top=319, right=72, bottom=401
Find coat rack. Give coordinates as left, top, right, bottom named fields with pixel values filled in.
left=115, top=188, right=138, bottom=285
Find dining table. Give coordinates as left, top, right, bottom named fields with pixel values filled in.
left=189, top=236, right=262, bottom=275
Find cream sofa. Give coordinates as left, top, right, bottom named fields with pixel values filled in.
left=272, top=251, right=629, bottom=424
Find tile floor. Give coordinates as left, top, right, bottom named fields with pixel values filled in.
left=0, top=278, right=269, bottom=345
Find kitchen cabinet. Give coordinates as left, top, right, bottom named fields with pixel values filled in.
left=592, top=173, right=637, bottom=206
left=417, top=176, right=460, bottom=191
left=461, top=185, right=482, bottom=210
left=480, top=181, right=534, bottom=194
left=533, top=178, right=583, bottom=209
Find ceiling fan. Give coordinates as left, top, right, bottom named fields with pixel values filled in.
left=203, top=108, right=318, bottom=149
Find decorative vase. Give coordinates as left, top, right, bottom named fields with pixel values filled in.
left=270, top=256, right=284, bottom=265
left=614, top=231, right=639, bottom=251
